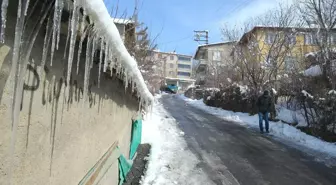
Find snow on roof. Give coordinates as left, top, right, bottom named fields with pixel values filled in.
left=112, top=18, right=134, bottom=24
left=80, top=0, right=153, bottom=104
left=303, top=65, right=323, bottom=77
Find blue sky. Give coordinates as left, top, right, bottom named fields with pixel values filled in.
left=104, top=0, right=292, bottom=56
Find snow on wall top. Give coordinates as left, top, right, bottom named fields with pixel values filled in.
left=79, top=0, right=153, bottom=104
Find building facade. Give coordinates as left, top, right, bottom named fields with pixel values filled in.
left=234, top=26, right=336, bottom=72
left=148, top=51, right=194, bottom=91
left=194, top=42, right=235, bottom=86
left=177, top=54, right=193, bottom=79
left=150, top=50, right=178, bottom=78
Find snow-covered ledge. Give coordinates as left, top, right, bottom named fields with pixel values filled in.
left=78, top=0, right=153, bottom=105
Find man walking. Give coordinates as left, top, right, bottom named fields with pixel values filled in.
left=257, top=90, right=272, bottom=133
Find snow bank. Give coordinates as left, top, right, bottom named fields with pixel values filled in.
left=141, top=95, right=213, bottom=185
left=302, top=90, right=314, bottom=99
left=303, top=65, right=322, bottom=77
left=304, top=52, right=318, bottom=58
left=180, top=95, right=336, bottom=158
left=276, top=106, right=306, bottom=127
left=328, top=90, right=336, bottom=95
left=237, top=84, right=248, bottom=94
left=205, top=88, right=220, bottom=92
left=79, top=0, right=153, bottom=104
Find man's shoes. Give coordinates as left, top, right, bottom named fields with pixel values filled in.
left=265, top=130, right=270, bottom=134
left=260, top=130, right=264, bottom=134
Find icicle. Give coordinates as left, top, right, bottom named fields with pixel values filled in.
left=76, top=8, right=86, bottom=72
left=41, top=16, right=53, bottom=67
left=10, top=0, right=53, bottom=183
left=63, top=10, right=72, bottom=59
left=90, top=35, right=97, bottom=69
left=98, top=37, right=104, bottom=88
left=80, top=8, right=87, bottom=35
left=138, top=97, right=143, bottom=113
left=24, top=0, right=31, bottom=16
left=0, top=0, right=9, bottom=43
left=50, top=0, right=59, bottom=66
left=51, top=0, right=64, bottom=51
left=66, top=1, right=79, bottom=100
left=83, top=36, right=93, bottom=104
left=77, top=27, right=91, bottom=74
left=103, top=44, right=109, bottom=72
left=131, top=80, right=135, bottom=93
left=56, top=0, right=64, bottom=50
left=124, top=70, right=128, bottom=91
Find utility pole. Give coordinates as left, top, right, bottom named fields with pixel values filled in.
left=194, top=30, right=209, bottom=45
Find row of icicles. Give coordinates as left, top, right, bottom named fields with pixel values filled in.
left=1, top=0, right=148, bottom=183
left=1, top=0, right=148, bottom=110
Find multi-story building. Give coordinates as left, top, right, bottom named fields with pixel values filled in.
left=194, top=42, right=235, bottom=86
left=149, top=51, right=195, bottom=91
left=113, top=18, right=136, bottom=42
left=176, top=54, right=193, bottom=79
left=233, top=26, right=336, bottom=72
left=150, top=50, right=178, bottom=78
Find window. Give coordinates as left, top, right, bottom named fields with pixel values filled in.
left=305, top=33, right=317, bottom=45
left=158, top=53, right=162, bottom=58
left=212, top=51, right=221, bottom=61
left=178, top=56, right=191, bottom=62
left=170, top=63, right=174, bottom=68
left=178, top=64, right=191, bottom=69
left=178, top=72, right=191, bottom=77
left=285, top=34, right=296, bottom=45
left=170, top=55, right=174, bottom=60
left=266, top=32, right=276, bottom=44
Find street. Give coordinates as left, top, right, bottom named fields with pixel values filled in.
left=160, top=95, right=336, bottom=185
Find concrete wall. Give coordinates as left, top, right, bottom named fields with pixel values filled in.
left=0, top=2, right=139, bottom=185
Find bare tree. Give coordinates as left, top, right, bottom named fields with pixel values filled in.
left=296, top=0, right=336, bottom=88
left=222, top=3, right=301, bottom=90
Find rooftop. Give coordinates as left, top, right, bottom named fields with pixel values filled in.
left=194, top=41, right=236, bottom=59
left=238, top=26, right=336, bottom=44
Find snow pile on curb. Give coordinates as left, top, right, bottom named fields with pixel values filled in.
left=141, top=95, right=213, bottom=185
left=179, top=95, right=336, bottom=157
left=276, top=105, right=307, bottom=127
left=80, top=0, right=153, bottom=104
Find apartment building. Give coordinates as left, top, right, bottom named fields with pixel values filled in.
left=176, top=54, right=193, bottom=79
left=233, top=26, right=336, bottom=71
left=148, top=51, right=195, bottom=91
left=193, top=42, right=235, bottom=86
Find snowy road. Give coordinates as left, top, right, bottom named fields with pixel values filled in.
left=161, top=95, right=336, bottom=185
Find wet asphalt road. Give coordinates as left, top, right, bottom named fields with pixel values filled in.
left=161, top=95, right=336, bottom=185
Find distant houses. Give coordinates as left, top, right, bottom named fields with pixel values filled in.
left=193, top=26, right=336, bottom=88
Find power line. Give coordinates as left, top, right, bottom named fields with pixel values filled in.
left=217, top=0, right=253, bottom=18
left=156, top=35, right=193, bottom=45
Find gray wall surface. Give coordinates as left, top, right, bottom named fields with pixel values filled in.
left=0, top=1, right=139, bottom=184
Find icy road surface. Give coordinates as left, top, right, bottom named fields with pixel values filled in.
left=158, top=95, right=336, bottom=185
